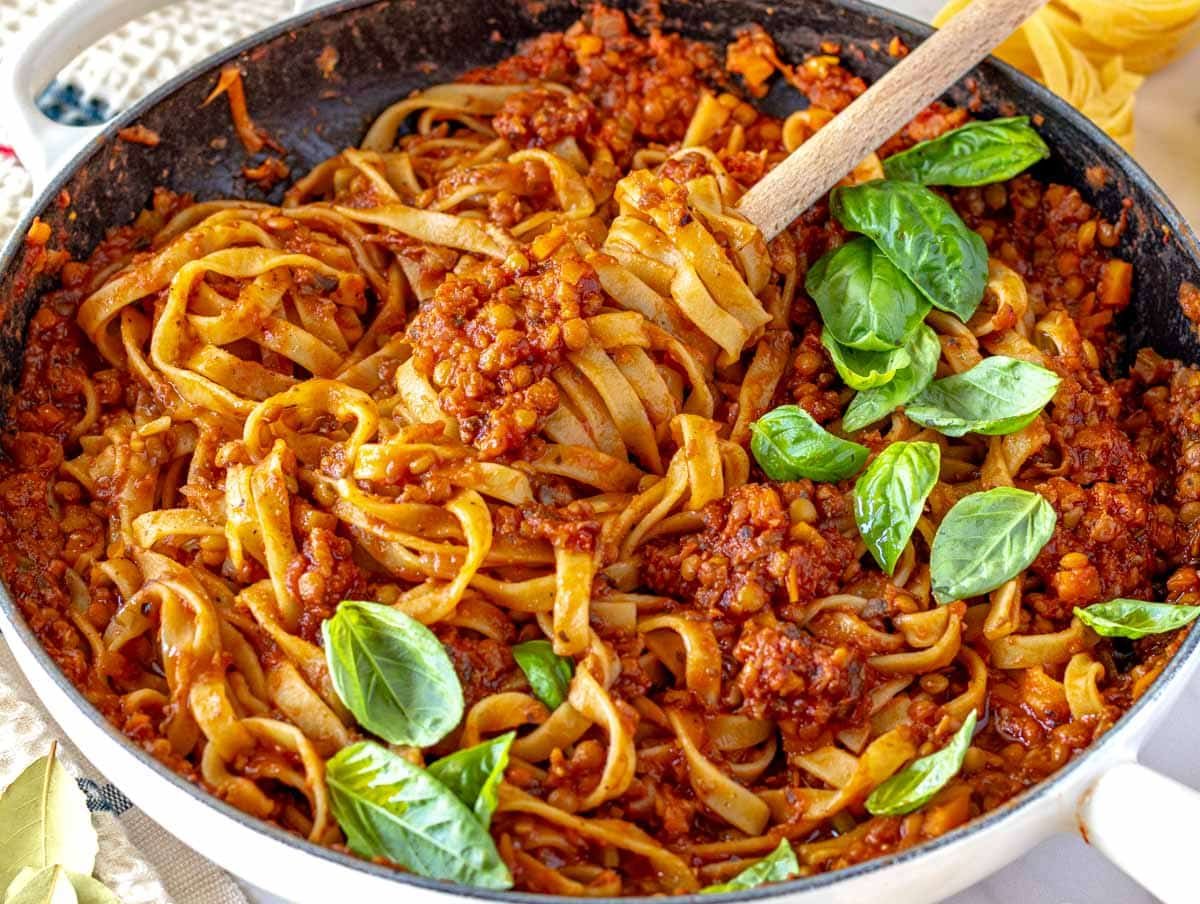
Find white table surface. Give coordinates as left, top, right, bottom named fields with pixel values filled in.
left=85, top=1, right=1191, bottom=902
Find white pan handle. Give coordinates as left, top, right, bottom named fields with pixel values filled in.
left=0, top=0, right=180, bottom=191
left=1079, top=761, right=1200, bottom=903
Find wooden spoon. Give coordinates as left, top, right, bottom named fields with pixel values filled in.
left=736, top=0, right=1048, bottom=240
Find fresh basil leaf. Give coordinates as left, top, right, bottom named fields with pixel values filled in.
left=323, top=599, right=464, bottom=746
left=3, top=867, right=77, bottom=904
left=842, top=324, right=941, bottom=432
left=0, top=745, right=98, bottom=894
left=326, top=741, right=512, bottom=889
left=1075, top=600, right=1200, bottom=640
left=805, top=238, right=931, bottom=351
left=750, top=405, right=868, bottom=483
left=883, top=117, right=1050, bottom=187
left=427, top=732, right=514, bottom=828
left=930, top=487, right=1056, bottom=604
left=831, top=180, right=988, bottom=321
left=701, top=839, right=799, bottom=893
left=854, top=441, right=940, bottom=575
left=905, top=356, right=1061, bottom=437
left=865, top=711, right=977, bottom=816
left=821, top=329, right=911, bottom=390
left=512, top=640, right=574, bottom=710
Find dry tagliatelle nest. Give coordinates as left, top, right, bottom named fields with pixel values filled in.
left=935, top=0, right=1200, bottom=148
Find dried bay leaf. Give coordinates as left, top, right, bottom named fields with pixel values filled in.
left=3, top=866, right=78, bottom=904
left=0, top=745, right=98, bottom=893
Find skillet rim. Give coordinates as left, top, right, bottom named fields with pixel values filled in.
left=0, top=0, right=1198, bottom=901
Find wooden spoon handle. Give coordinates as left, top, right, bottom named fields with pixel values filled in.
left=736, top=0, right=1048, bottom=240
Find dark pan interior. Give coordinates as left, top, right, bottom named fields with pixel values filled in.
left=1, top=0, right=1199, bottom=899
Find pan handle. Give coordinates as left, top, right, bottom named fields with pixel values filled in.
left=0, top=0, right=180, bottom=190
left=1078, top=760, right=1199, bottom=903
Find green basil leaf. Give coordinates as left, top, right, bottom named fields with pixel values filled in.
left=427, top=732, right=514, bottom=828
left=831, top=180, right=988, bottom=321
left=805, top=238, right=931, bottom=351
left=930, top=487, right=1056, bottom=604
left=323, top=599, right=464, bottom=746
left=750, top=405, right=868, bottom=482
left=904, top=356, right=1061, bottom=437
left=821, top=329, right=911, bottom=390
left=326, top=741, right=513, bottom=889
left=3, top=867, right=77, bottom=904
left=700, top=839, right=799, bottom=893
left=882, top=117, right=1050, bottom=187
left=842, top=324, right=941, bottom=432
left=512, top=640, right=574, bottom=710
left=854, top=441, right=941, bottom=575
left=0, top=746, right=98, bottom=894
left=1075, top=600, right=1200, bottom=640
left=865, top=711, right=977, bottom=816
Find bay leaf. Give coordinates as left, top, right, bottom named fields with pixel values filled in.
left=3, top=867, right=78, bottom=904
left=0, top=745, right=99, bottom=892
left=65, top=875, right=119, bottom=904
left=4, top=869, right=115, bottom=904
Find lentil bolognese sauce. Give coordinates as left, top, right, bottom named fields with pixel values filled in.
left=3, top=4, right=1198, bottom=894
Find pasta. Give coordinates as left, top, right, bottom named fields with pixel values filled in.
left=3, top=5, right=1200, bottom=895
left=935, top=0, right=1200, bottom=148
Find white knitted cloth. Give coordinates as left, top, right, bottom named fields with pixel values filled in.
left=0, top=2, right=297, bottom=902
